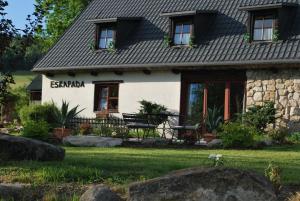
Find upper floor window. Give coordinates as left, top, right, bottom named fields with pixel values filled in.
left=97, top=26, right=115, bottom=49
left=174, top=21, right=192, bottom=45
left=253, top=15, right=275, bottom=41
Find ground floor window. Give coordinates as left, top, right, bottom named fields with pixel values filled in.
left=29, top=90, right=42, bottom=103
left=94, top=84, right=119, bottom=113
left=181, top=71, right=246, bottom=126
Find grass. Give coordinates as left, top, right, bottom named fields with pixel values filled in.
left=10, top=71, right=35, bottom=89
left=1, top=145, right=300, bottom=187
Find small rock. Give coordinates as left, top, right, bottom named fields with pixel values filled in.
left=207, top=139, right=222, bottom=148
left=80, top=185, right=122, bottom=201
left=63, top=136, right=122, bottom=147
left=253, top=92, right=263, bottom=101
left=0, top=183, right=32, bottom=201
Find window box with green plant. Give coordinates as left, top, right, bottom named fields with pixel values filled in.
left=163, top=35, right=172, bottom=47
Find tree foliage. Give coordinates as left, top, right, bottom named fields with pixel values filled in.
left=0, top=0, right=16, bottom=64
left=34, top=0, right=92, bottom=46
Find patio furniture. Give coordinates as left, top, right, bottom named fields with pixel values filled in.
left=170, top=115, right=204, bottom=144
left=146, top=113, right=180, bottom=139
left=122, top=113, right=157, bottom=140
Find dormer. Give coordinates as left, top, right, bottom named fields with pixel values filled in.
left=160, top=10, right=217, bottom=47
left=239, top=2, right=298, bottom=42
left=87, top=17, right=142, bottom=50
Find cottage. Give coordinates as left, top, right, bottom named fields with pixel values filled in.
left=33, top=0, right=300, bottom=131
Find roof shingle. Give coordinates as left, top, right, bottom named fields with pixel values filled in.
left=33, top=0, right=300, bottom=72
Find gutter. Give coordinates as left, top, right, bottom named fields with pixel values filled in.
left=32, top=59, right=300, bottom=73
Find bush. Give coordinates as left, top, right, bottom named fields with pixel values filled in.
left=19, top=103, right=59, bottom=128
left=93, top=124, right=113, bottom=137
left=242, top=102, right=276, bottom=133
left=287, top=132, right=300, bottom=143
left=218, top=122, right=256, bottom=148
left=22, top=120, right=50, bottom=141
left=265, top=162, right=282, bottom=195
left=268, top=128, right=288, bottom=144
left=10, top=86, right=30, bottom=119
left=138, top=100, right=169, bottom=124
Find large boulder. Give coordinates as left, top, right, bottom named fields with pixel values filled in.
left=80, top=185, right=123, bottom=201
left=0, top=133, right=65, bottom=161
left=128, top=168, right=277, bottom=201
left=63, top=136, right=122, bottom=147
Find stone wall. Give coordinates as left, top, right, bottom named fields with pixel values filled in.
left=246, top=69, right=300, bottom=132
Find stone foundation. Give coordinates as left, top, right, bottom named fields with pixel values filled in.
left=246, top=69, right=300, bottom=132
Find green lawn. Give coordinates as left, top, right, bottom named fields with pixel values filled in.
left=0, top=145, right=300, bottom=187
left=10, top=71, right=35, bottom=89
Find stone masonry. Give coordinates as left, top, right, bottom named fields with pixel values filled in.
left=246, top=69, right=300, bottom=132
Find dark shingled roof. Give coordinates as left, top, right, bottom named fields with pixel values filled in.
left=33, top=0, right=300, bottom=72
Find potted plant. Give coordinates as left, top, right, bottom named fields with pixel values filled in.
left=204, top=106, right=223, bottom=143
left=52, top=100, right=84, bottom=140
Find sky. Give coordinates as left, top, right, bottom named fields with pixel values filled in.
left=6, top=0, right=36, bottom=30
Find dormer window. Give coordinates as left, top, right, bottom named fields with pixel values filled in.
left=87, top=17, right=142, bottom=51
left=239, top=3, right=298, bottom=42
left=160, top=10, right=217, bottom=47
left=174, top=21, right=192, bottom=45
left=253, top=15, right=275, bottom=41
left=99, top=26, right=114, bottom=49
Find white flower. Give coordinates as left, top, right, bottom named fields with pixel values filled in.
left=208, top=154, right=223, bottom=160
left=208, top=154, right=216, bottom=159
left=216, top=154, right=223, bottom=160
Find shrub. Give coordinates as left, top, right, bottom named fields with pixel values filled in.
left=242, top=102, right=276, bottom=133
left=10, top=86, right=30, bottom=119
left=52, top=100, right=84, bottom=129
left=19, top=103, right=59, bottom=128
left=268, top=128, right=288, bottom=144
left=79, top=123, right=91, bottom=135
left=265, top=162, right=282, bottom=195
left=22, top=120, right=50, bottom=141
left=206, top=106, right=223, bottom=133
left=138, top=100, right=169, bottom=124
left=287, top=132, right=300, bottom=143
left=218, top=122, right=256, bottom=148
left=93, top=124, right=113, bottom=137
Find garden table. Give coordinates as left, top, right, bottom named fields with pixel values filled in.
left=144, top=113, right=180, bottom=139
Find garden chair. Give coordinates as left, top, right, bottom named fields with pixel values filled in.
left=122, top=113, right=157, bottom=140
left=170, top=115, right=204, bottom=144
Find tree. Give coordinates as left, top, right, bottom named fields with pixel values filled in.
left=0, top=0, right=16, bottom=63
left=34, top=0, right=92, bottom=47
left=0, top=0, right=16, bottom=123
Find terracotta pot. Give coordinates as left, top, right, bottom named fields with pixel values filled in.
left=53, top=128, right=72, bottom=140
left=203, top=133, right=217, bottom=143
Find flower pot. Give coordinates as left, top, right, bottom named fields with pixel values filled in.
left=53, top=128, right=72, bottom=140
left=203, top=133, right=217, bottom=143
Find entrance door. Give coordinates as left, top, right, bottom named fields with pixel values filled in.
left=180, top=71, right=246, bottom=129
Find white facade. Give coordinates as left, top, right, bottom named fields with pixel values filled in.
left=42, top=70, right=181, bottom=117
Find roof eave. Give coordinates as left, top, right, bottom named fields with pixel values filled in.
left=86, top=17, right=143, bottom=23
left=32, top=60, right=300, bottom=73
left=239, top=2, right=298, bottom=11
